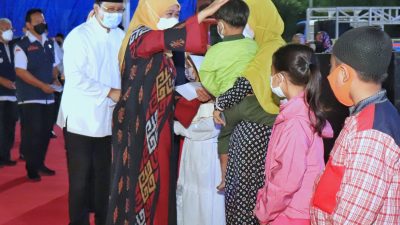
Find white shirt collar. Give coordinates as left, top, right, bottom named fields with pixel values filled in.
left=26, top=31, right=48, bottom=46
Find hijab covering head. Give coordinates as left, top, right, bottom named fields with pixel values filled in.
left=118, top=0, right=180, bottom=68
left=317, top=31, right=333, bottom=53
left=243, top=0, right=285, bottom=114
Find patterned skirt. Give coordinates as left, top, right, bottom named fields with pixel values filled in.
left=225, top=121, right=272, bottom=225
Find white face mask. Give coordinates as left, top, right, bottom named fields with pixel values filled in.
left=217, top=22, right=225, bottom=39
left=1, top=29, right=13, bottom=41
left=157, top=17, right=179, bottom=30
left=100, top=11, right=123, bottom=29
left=243, top=24, right=254, bottom=39
left=270, top=73, right=286, bottom=98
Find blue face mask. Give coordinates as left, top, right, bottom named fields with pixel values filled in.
left=101, top=11, right=123, bottom=29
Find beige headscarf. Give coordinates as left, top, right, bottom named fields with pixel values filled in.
left=118, top=0, right=180, bottom=68
left=243, top=0, right=285, bottom=114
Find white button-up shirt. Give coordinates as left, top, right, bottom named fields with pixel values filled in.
left=14, top=31, right=60, bottom=104
left=57, top=17, right=124, bottom=137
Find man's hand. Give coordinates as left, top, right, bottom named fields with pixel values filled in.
left=213, top=110, right=226, bottom=126
left=108, top=88, right=121, bottom=103
left=52, top=79, right=62, bottom=87
left=196, top=87, right=211, bottom=102
left=0, top=77, right=16, bottom=90
left=40, top=83, right=55, bottom=94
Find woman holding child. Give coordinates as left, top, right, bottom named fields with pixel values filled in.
left=211, top=0, right=286, bottom=224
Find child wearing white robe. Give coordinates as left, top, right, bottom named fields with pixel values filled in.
left=175, top=103, right=226, bottom=225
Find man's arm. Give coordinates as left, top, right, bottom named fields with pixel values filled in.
left=63, top=31, right=120, bottom=103
left=0, top=76, right=16, bottom=89
left=15, top=68, right=54, bottom=94
left=14, top=44, right=54, bottom=94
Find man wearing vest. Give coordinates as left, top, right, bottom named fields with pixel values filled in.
left=14, top=9, right=60, bottom=181
left=0, top=18, right=18, bottom=167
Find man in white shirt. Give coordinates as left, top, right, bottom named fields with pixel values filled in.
left=57, top=0, right=124, bottom=224
left=14, top=9, right=61, bottom=181
left=0, top=18, right=18, bottom=167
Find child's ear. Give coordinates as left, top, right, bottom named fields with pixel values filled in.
left=339, top=64, right=356, bottom=84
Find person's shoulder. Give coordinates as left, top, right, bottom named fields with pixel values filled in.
left=64, top=23, right=91, bottom=45
left=367, top=101, right=400, bottom=146
left=239, top=38, right=258, bottom=49
left=9, top=38, right=20, bottom=46
left=16, top=36, right=30, bottom=49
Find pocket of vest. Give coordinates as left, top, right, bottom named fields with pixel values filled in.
left=312, top=157, right=345, bottom=214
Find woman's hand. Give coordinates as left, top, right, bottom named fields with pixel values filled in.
left=196, top=87, right=211, bottom=102
left=198, top=0, right=229, bottom=23
left=213, top=110, right=226, bottom=126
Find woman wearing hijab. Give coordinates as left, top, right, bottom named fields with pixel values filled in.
left=212, top=0, right=285, bottom=224
left=315, top=31, right=333, bottom=53
left=106, top=0, right=228, bottom=225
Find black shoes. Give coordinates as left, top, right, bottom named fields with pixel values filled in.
left=27, top=166, right=55, bottom=182
left=0, top=159, right=17, bottom=167
left=27, top=171, right=41, bottom=182
left=39, top=166, right=56, bottom=176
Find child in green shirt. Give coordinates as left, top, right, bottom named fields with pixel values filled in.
left=199, top=0, right=257, bottom=190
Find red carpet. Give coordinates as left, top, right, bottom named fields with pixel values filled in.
left=0, top=126, right=74, bottom=225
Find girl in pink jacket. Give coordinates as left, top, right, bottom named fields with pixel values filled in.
left=255, top=44, right=333, bottom=225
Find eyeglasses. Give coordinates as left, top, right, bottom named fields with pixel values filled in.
left=101, top=5, right=125, bottom=13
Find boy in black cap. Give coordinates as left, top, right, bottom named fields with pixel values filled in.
left=311, top=26, right=400, bottom=224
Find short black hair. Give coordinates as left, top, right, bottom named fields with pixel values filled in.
left=334, top=56, right=389, bottom=83
left=55, top=33, right=64, bottom=39
left=214, top=0, right=249, bottom=28
left=25, top=9, right=43, bottom=23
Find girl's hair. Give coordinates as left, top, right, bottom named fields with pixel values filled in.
left=272, top=44, right=326, bottom=135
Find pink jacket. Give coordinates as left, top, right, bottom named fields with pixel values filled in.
left=255, top=92, right=333, bottom=225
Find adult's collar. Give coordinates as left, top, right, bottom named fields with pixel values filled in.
left=88, top=16, right=111, bottom=34
left=26, top=31, right=48, bottom=44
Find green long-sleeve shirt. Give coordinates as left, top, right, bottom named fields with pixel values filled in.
left=199, top=35, right=258, bottom=97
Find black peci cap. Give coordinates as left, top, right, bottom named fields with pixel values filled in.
left=333, top=26, right=392, bottom=77
left=96, top=0, right=123, bottom=3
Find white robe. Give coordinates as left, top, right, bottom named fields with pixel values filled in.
left=175, top=103, right=226, bottom=225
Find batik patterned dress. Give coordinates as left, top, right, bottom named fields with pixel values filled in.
left=216, top=77, right=273, bottom=225
left=106, top=16, right=207, bottom=225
